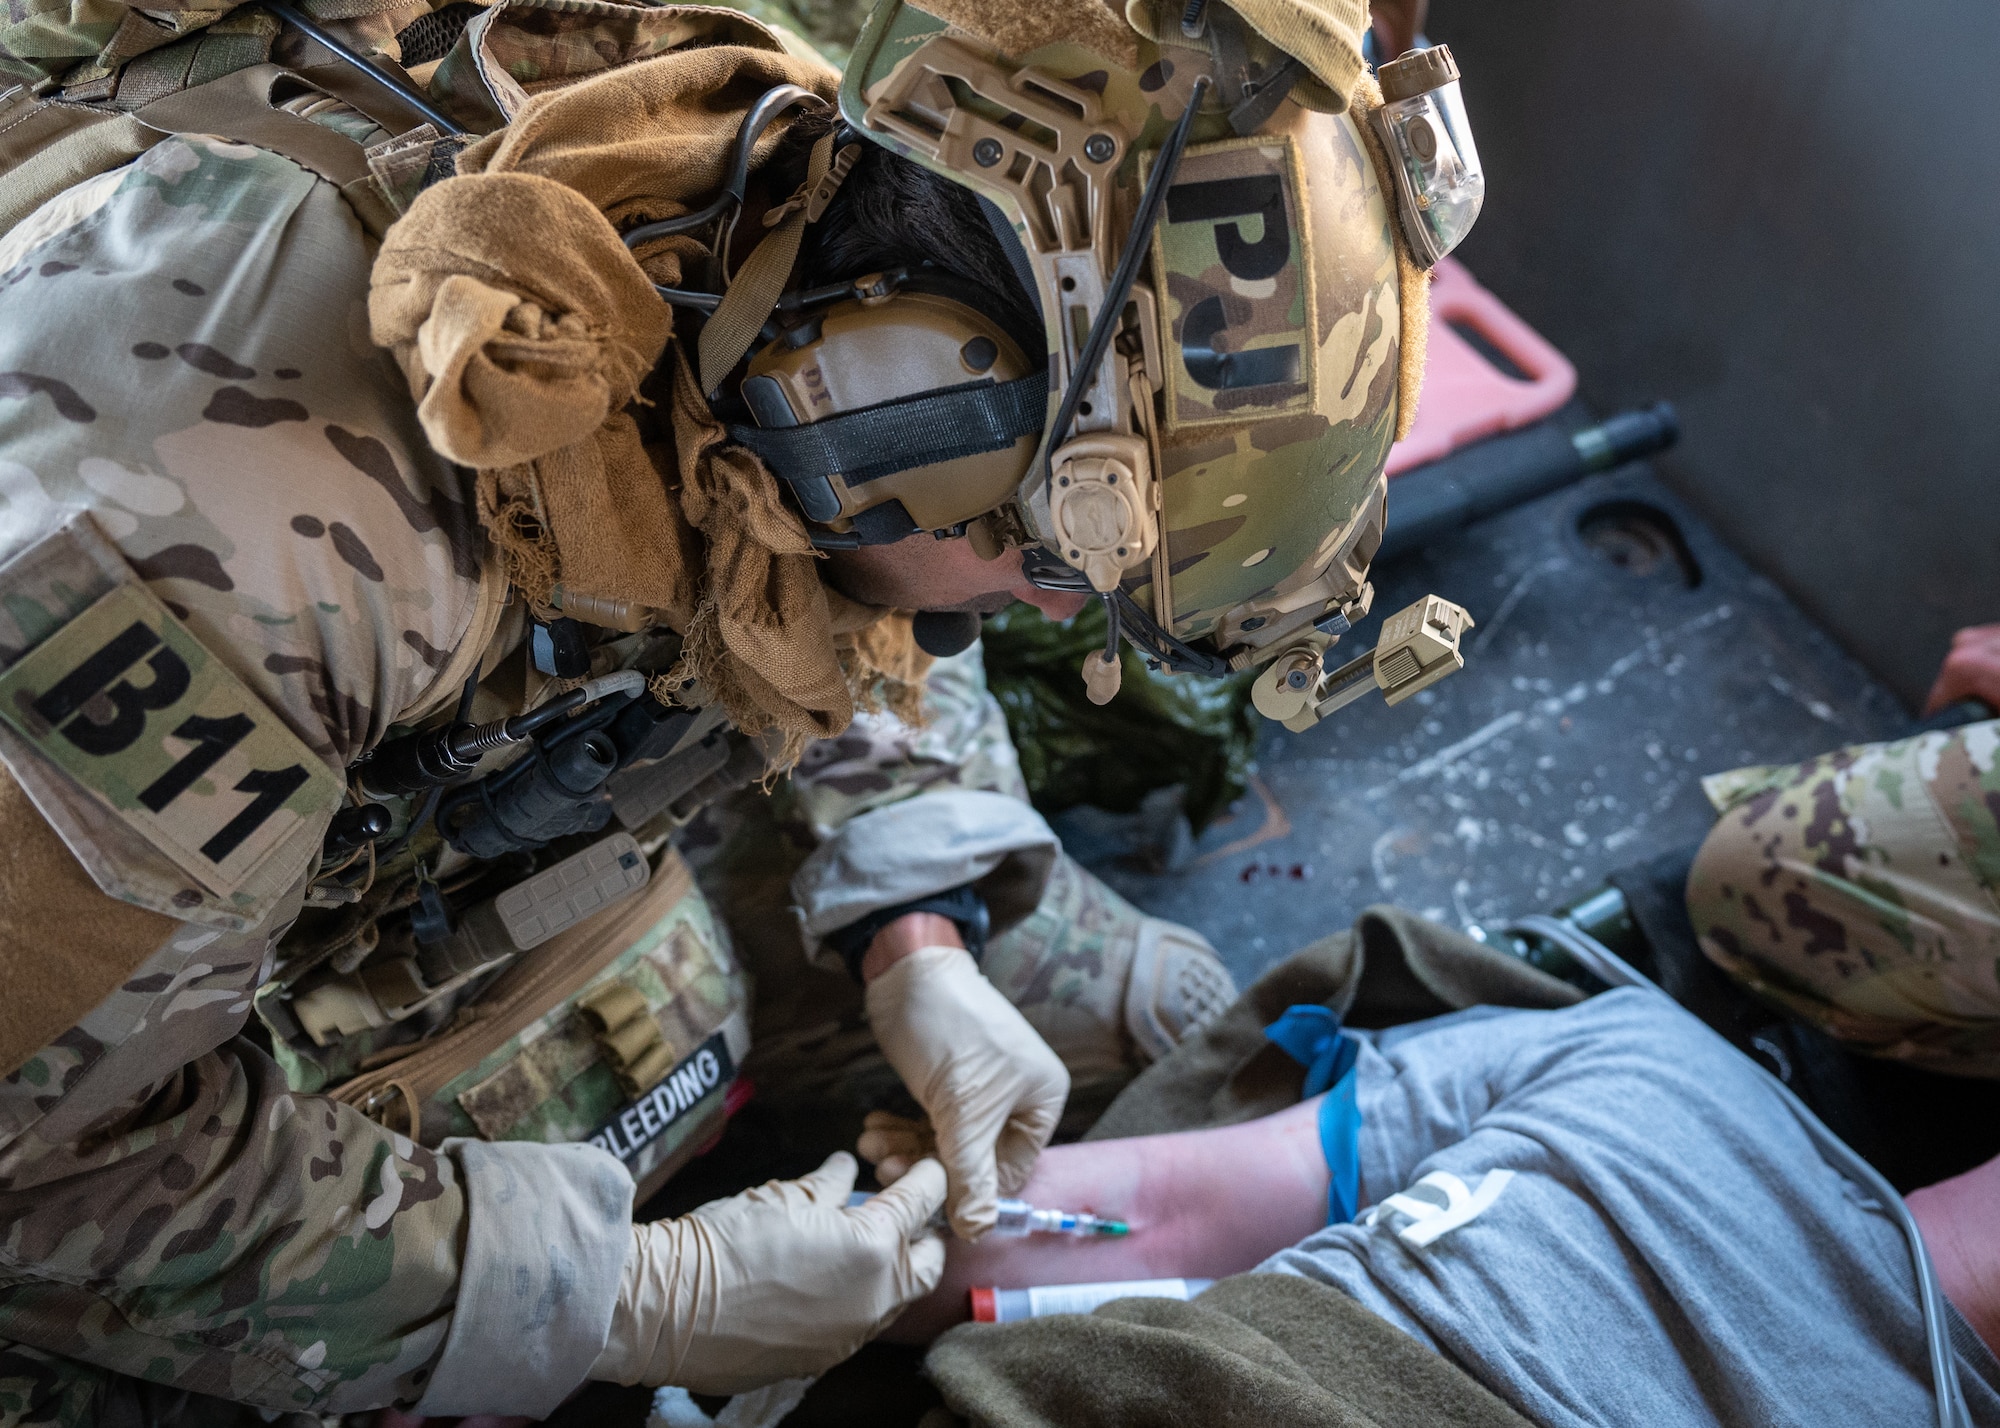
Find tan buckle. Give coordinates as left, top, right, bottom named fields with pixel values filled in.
left=804, top=142, right=863, bottom=222
left=764, top=142, right=861, bottom=229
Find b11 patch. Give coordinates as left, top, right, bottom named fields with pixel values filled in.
left=0, top=582, right=341, bottom=903
left=1150, top=134, right=1317, bottom=431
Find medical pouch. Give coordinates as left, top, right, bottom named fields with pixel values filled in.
left=328, top=844, right=750, bottom=1201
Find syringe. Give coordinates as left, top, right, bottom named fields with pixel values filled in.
left=847, top=1192, right=1129, bottom=1237
left=993, top=1198, right=1129, bottom=1238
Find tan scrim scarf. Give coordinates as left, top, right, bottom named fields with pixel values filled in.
left=369, top=29, right=929, bottom=762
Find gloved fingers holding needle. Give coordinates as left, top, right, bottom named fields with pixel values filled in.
left=590, top=1151, right=949, bottom=1395
left=797, top=791, right=1073, bottom=1239
left=865, top=941, right=1071, bottom=1239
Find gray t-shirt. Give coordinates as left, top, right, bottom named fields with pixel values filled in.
left=1258, top=992, right=2000, bottom=1428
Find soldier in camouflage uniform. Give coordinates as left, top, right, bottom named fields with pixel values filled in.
left=0, top=126, right=512, bottom=1427
left=1687, top=628, right=2000, bottom=1075
left=0, top=0, right=1422, bottom=1418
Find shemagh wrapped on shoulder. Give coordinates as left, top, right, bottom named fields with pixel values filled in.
left=368, top=15, right=927, bottom=760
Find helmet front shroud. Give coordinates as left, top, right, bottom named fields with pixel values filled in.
left=737, top=0, right=1412, bottom=687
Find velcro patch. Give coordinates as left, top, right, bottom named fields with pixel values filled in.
left=0, top=578, right=340, bottom=907
left=1150, top=134, right=1317, bottom=431
left=586, top=1030, right=735, bottom=1166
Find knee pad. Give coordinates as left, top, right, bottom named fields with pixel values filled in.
left=1123, top=918, right=1237, bottom=1062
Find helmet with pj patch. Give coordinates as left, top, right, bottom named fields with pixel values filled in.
left=735, top=0, right=1426, bottom=685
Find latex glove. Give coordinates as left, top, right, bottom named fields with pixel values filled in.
left=589, top=1151, right=946, bottom=1395
left=858, top=1109, right=938, bottom=1185
left=865, top=945, right=1069, bottom=1239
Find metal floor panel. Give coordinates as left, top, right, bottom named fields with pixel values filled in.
left=1059, top=453, right=1910, bottom=991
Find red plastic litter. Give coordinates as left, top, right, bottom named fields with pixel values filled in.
left=1386, top=257, right=1577, bottom=477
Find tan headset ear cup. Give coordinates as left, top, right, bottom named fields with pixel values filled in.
left=742, top=289, right=1037, bottom=536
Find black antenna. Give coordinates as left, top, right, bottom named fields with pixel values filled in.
left=266, top=0, right=468, bottom=137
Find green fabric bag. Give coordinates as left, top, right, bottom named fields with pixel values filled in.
left=982, top=602, right=1261, bottom=833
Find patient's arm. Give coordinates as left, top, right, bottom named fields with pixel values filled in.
left=882, top=1096, right=1332, bottom=1342
left=1908, top=1149, right=2000, bottom=1359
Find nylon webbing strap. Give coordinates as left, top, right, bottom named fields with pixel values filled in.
left=0, top=101, right=157, bottom=240
left=726, top=373, right=1046, bottom=488
left=132, top=63, right=396, bottom=236
left=112, top=14, right=278, bottom=112
left=697, top=130, right=833, bottom=396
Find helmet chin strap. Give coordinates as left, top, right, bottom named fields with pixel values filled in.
left=1109, top=588, right=1231, bottom=679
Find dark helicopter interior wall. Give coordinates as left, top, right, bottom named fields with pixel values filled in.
left=1424, top=0, right=2000, bottom=710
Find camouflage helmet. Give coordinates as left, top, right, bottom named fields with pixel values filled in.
left=729, top=1, right=1414, bottom=683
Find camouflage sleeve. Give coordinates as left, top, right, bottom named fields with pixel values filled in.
left=1686, top=720, right=2000, bottom=1074
left=0, top=795, right=631, bottom=1418
left=0, top=1020, right=468, bottom=1414
left=0, top=132, right=630, bottom=1417
left=0, top=134, right=500, bottom=807
left=785, top=643, right=1059, bottom=967
left=787, top=643, right=1031, bottom=836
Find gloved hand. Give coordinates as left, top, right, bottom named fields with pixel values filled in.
left=865, top=945, right=1069, bottom=1239
left=589, top=1151, right=946, bottom=1395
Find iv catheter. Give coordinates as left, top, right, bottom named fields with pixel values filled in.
left=992, top=1199, right=1129, bottom=1238
left=849, top=1193, right=1129, bottom=1238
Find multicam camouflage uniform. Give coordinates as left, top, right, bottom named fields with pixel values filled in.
left=0, top=7, right=1235, bottom=1423
left=693, top=647, right=1235, bottom=1149
left=1686, top=721, right=2000, bottom=1075
left=0, top=125, right=634, bottom=1424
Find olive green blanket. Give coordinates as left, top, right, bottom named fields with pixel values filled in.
left=929, top=1272, right=1534, bottom=1428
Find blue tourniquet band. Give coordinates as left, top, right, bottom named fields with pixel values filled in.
left=1317, top=1064, right=1363, bottom=1225
left=1264, top=1004, right=1364, bottom=1225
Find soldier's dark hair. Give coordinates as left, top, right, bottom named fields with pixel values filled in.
left=796, top=135, right=1043, bottom=355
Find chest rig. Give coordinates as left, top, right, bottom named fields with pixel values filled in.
left=0, top=0, right=786, bottom=1201
left=270, top=610, right=765, bottom=1201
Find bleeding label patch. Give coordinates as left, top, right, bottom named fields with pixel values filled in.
left=587, top=1030, right=734, bottom=1164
